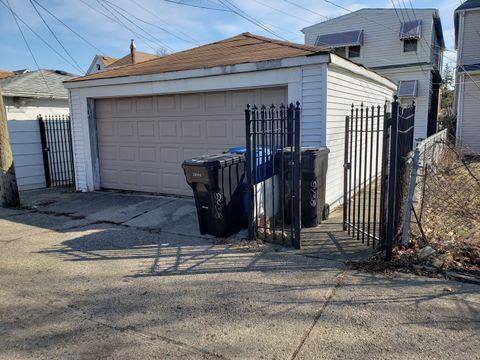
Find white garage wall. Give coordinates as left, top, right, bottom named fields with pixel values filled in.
left=325, top=59, right=396, bottom=207
left=68, top=65, right=323, bottom=192
left=4, top=97, right=70, bottom=190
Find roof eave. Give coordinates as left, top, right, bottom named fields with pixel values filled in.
left=64, top=54, right=331, bottom=89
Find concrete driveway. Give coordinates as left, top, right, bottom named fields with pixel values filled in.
left=0, top=189, right=479, bottom=359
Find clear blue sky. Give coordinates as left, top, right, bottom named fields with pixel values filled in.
left=0, top=0, right=460, bottom=75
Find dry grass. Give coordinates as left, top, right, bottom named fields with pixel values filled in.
left=409, top=143, right=480, bottom=274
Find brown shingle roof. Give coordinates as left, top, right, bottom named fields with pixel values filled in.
left=106, top=52, right=159, bottom=68
left=0, top=70, right=15, bottom=79
left=67, top=33, right=330, bottom=83
left=99, top=55, right=118, bottom=67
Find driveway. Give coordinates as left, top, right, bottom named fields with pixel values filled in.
left=0, top=189, right=479, bottom=359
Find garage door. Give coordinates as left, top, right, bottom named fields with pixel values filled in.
left=95, top=87, right=287, bottom=195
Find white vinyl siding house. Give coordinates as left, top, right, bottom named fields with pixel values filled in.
left=65, top=34, right=396, bottom=209
left=1, top=70, right=75, bottom=190
left=454, top=2, right=480, bottom=154
left=302, top=8, right=444, bottom=143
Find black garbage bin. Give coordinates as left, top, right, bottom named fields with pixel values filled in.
left=282, top=147, right=329, bottom=227
left=182, top=153, right=245, bottom=237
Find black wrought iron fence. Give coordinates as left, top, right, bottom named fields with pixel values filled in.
left=38, top=114, right=75, bottom=188
left=245, top=103, right=302, bottom=248
left=343, top=97, right=415, bottom=260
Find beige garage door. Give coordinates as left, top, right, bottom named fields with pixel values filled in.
left=95, top=87, right=287, bottom=195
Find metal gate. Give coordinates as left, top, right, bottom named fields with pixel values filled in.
left=343, top=97, right=415, bottom=260
left=38, top=114, right=76, bottom=188
left=245, top=103, right=302, bottom=248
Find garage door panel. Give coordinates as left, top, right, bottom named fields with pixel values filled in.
left=118, top=122, right=135, bottom=137
left=161, top=147, right=180, bottom=163
left=157, top=95, right=176, bottom=112
left=181, top=120, right=202, bottom=138
left=206, top=92, right=229, bottom=111
left=180, top=93, right=203, bottom=112
left=137, top=120, right=155, bottom=137
left=159, top=120, right=178, bottom=137
left=232, top=90, right=256, bottom=110
left=118, top=146, right=136, bottom=161
left=139, top=147, right=157, bottom=162
left=136, top=96, right=155, bottom=113
left=116, top=98, right=134, bottom=114
left=96, top=87, right=287, bottom=195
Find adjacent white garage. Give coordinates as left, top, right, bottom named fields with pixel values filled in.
left=95, top=88, right=286, bottom=195
left=65, top=33, right=396, bottom=207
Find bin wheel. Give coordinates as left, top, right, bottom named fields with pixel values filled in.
left=322, top=204, right=330, bottom=220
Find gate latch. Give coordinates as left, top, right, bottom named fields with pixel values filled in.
left=344, top=162, right=351, bottom=170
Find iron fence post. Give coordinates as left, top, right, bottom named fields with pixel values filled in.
left=343, top=115, right=350, bottom=231
left=385, top=97, right=399, bottom=261
left=37, top=115, right=51, bottom=188
left=245, top=105, right=254, bottom=241
left=293, top=102, right=301, bottom=249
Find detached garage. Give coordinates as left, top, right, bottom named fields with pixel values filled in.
left=65, top=33, right=396, bottom=207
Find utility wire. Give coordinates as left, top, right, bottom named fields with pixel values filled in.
left=28, top=0, right=84, bottom=73
left=164, top=0, right=230, bottom=11
left=79, top=0, right=159, bottom=52
left=252, top=0, right=311, bottom=24
left=32, top=0, right=105, bottom=54
left=129, top=0, right=200, bottom=45
left=282, top=0, right=330, bottom=20
left=322, top=0, right=480, bottom=92
left=4, top=0, right=52, bottom=95
left=94, top=0, right=160, bottom=51
left=101, top=0, right=176, bottom=52
left=217, top=0, right=288, bottom=40
left=0, top=0, right=87, bottom=73
left=108, top=0, right=198, bottom=46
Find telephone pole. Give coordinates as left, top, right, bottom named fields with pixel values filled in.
left=0, top=88, right=20, bottom=207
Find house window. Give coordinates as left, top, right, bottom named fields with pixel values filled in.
left=397, top=80, right=418, bottom=98
left=333, top=47, right=346, bottom=57
left=348, top=45, right=361, bottom=58
left=403, top=39, right=418, bottom=53
left=315, top=30, right=363, bottom=59
left=96, top=64, right=101, bottom=71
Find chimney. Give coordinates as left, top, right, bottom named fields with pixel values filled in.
left=130, top=39, right=137, bottom=64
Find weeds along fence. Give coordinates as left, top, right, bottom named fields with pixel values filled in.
left=402, top=130, right=480, bottom=253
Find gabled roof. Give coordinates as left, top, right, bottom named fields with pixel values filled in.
left=455, top=0, right=480, bottom=12
left=98, top=55, right=118, bottom=67
left=454, top=0, right=480, bottom=49
left=106, top=51, right=159, bottom=68
left=67, top=33, right=330, bottom=83
left=0, top=70, right=15, bottom=79
left=0, top=70, right=77, bottom=99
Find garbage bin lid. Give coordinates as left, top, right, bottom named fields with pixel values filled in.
left=228, top=146, right=247, bottom=154
left=183, top=153, right=244, bottom=168
left=280, top=146, right=329, bottom=154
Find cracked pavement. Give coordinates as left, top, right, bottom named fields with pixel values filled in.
left=0, top=189, right=479, bottom=359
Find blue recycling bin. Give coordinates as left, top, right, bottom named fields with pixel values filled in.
left=227, top=146, right=273, bottom=217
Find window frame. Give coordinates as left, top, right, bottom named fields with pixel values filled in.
left=403, top=38, right=418, bottom=53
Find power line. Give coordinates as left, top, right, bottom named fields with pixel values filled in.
left=282, top=0, right=330, bottom=20
left=217, top=0, right=288, bottom=40
left=252, top=0, right=311, bottom=24
left=0, top=0, right=87, bottom=73
left=28, top=0, right=84, bottom=73
left=79, top=0, right=160, bottom=52
left=111, top=0, right=200, bottom=46
left=321, top=0, right=480, bottom=92
left=101, top=0, right=176, bottom=52
left=164, top=0, right=230, bottom=11
left=94, top=0, right=161, bottom=51
left=128, top=0, right=200, bottom=45
left=4, top=0, right=52, bottom=95
left=32, top=0, right=105, bottom=54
